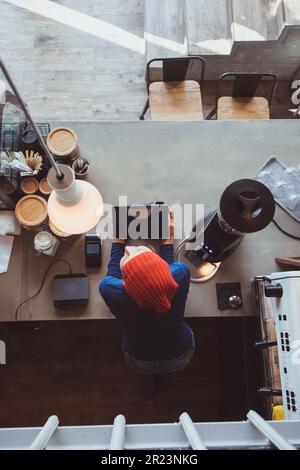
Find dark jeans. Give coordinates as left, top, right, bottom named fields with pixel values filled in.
left=122, top=335, right=195, bottom=375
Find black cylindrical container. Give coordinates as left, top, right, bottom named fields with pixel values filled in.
left=218, top=178, right=275, bottom=236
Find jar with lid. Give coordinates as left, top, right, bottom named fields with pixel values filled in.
left=34, top=230, right=60, bottom=256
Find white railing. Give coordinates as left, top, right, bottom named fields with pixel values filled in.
left=109, top=414, right=126, bottom=450
left=0, top=411, right=299, bottom=450
left=29, top=416, right=59, bottom=450
left=179, top=413, right=207, bottom=450
left=247, top=410, right=296, bottom=451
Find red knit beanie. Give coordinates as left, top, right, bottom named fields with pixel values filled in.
left=122, top=251, right=179, bottom=314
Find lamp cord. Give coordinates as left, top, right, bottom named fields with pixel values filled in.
left=15, top=259, right=72, bottom=321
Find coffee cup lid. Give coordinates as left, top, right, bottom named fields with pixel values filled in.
left=35, top=231, right=53, bottom=250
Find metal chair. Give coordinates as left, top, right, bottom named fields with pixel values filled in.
left=206, top=72, right=277, bottom=120
left=139, top=56, right=205, bottom=120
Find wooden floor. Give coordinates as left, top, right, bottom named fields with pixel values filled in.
left=0, top=0, right=146, bottom=121
left=0, top=318, right=263, bottom=427
left=0, top=0, right=295, bottom=121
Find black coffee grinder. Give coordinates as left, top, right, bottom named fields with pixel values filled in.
left=176, top=179, right=275, bottom=282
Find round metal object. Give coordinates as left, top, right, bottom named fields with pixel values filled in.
left=228, top=295, right=242, bottom=308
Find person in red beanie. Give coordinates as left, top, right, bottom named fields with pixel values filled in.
left=99, top=212, right=194, bottom=400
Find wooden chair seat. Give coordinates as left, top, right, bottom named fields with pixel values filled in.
left=149, top=80, right=203, bottom=121
left=217, top=96, right=270, bottom=120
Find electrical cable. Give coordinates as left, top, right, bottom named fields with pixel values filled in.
left=272, top=218, right=300, bottom=240
left=15, top=259, right=72, bottom=321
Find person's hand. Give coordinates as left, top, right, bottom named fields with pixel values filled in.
left=162, top=210, right=174, bottom=245
left=113, top=238, right=127, bottom=244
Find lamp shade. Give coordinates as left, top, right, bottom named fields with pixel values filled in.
left=47, top=164, right=104, bottom=235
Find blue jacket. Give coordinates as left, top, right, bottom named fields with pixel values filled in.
left=99, top=243, right=193, bottom=361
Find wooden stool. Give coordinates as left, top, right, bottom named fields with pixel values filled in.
left=217, top=96, right=270, bottom=120
left=149, top=80, right=203, bottom=121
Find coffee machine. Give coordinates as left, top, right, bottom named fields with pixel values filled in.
left=176, top=179, right=275, bottom=282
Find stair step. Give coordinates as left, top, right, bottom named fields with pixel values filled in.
left=144, top=0, right=187, bottom=62
left=202, top=26, right=300, bottom=80
left=144, top=0, right=300, bottom=63
left=144, top=0, right=300, bottom=79
left=283, top=0, right=300, bottom=24
left=231, top=0, right=285, bottom=41
left=186, top=0, right=233, bottom=55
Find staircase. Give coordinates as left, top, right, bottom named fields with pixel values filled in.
left=0, top=411, right=299, bottom=450
left=144, top=0, right=300, bottom=79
